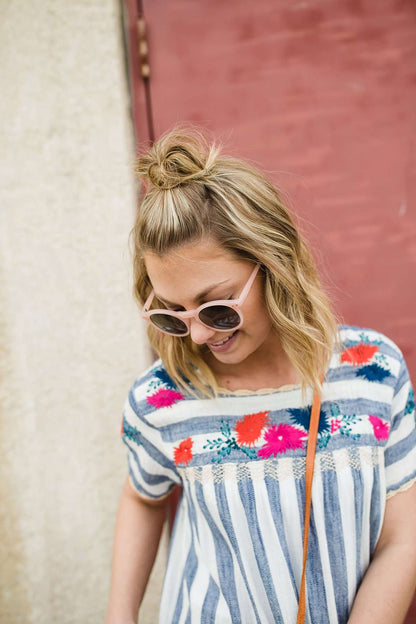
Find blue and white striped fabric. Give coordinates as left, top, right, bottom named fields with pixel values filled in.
left=121, top=326, right=416, bottom=624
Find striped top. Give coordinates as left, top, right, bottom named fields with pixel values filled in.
left=121, top=326, right=416, bottom=624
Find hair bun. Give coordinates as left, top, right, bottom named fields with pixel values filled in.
left=136, top=128, right=219, bottom=190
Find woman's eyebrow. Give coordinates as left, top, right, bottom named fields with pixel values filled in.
left=156, top=279, right=230, bottom=306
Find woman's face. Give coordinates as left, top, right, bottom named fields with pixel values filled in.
left=144, top=238, right=279, bottom=374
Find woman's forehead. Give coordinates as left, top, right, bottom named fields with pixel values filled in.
left=144, top=241, right=249, bottom=302
left=144, top=239, right=234, bottom=275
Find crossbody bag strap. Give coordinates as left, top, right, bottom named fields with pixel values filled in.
left=296, top=387, right=322, bottom=624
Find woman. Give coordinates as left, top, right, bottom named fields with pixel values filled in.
left=106, top=128, right=416, bottom=624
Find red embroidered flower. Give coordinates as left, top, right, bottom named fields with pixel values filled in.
left=147, top=388, right=184, bottom=408
left=173, top=437, right=194, bottom=465
left=258, top=424, right=305, bottom=458
left=235, top=411, right=270, bottom=447
left=341, top=343, right=378, bottom=366
left=330, top=419, right=341, bottom=434
left=369, top=415, right=390, bottom=441
left=120, top=419, right=124, bottom=435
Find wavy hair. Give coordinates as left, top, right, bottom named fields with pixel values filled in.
left=131, top=127, right=339, bottom=397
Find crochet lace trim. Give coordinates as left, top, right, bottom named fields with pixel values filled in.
left=178, top=446, right=381, bottom=485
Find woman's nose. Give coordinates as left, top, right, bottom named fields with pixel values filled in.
left=189, top=318, right=216, bottom=345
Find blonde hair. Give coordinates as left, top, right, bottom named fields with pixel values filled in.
left=132, top=127, right=339, bottom=397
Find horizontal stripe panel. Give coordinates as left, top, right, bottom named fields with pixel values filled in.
left=392, top=379, right=412, bottom=412
left=385, top=444, right=416, bottom=492
left=385, top=427, right=416, bottom=466
left=127, top=453, right=176, bottom=499
left=323, top=378, right=394, bottom=404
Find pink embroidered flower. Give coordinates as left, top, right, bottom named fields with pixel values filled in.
left=341, top=343, right=378, bottom=366
left=369, top=415, right=390, bottom=441
left=147, top=388, right=184, bottom=408
left=173, top=437, right=193, bottom=465
left=331, top=419, right=341, bottom=434
left=120, top=419, right=124, bottom=435
left=258, top=424, right=305, bottom=458
left=235, top=411, right=270, bottom=447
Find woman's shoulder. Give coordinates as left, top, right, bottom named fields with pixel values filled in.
left=127, top=359, right=188, bottom=414
left=334, top=324, right=409, bottom=390
left=130, top=359, right=179, bottom=400
left=338, top=324, right=405, bottom=359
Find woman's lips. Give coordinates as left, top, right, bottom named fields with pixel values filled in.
left=207, top=330, right=239, bottom=353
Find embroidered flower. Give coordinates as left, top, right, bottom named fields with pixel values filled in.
left=173, top=437, right=194, bottom=465
left=203, top=420, right=257, bottom=463
left=147, top=388, right=184, bottom=408
left=235, top=411, right=270, bottom=447
left=154, top=368, right=176, bottom=389
left=289, top=407, right=329, bottom=436
left=331, top=419, right=341, bottom=433
left=258, top=424, right=305, bottom=458
left=341, top=343, right=378, bottom=366
left=121, top=419, right=142, bottom=445
left=369, top=415, right=390, bottom=441
left=404, top=388, right=415, bottom=416
left=355, top=363, right=390, bottom=383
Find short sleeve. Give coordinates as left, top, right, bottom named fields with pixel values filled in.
left=384, top=353, right=416, bottom=498
left=121, top=384, right=181, bottom=501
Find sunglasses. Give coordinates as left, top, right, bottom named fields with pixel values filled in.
left=142, top=263, right=260, bottom=337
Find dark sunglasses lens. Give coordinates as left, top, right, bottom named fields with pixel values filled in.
left=199, top=305, right=241, bottom=330
left=150, top=313, right=188, bottom=335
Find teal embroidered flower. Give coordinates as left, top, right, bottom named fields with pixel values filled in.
left=121, top=419, right=142, bottom=445
left=404, top=388, right=415, bottom=418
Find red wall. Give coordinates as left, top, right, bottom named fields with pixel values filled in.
left=125, top=1, right=416, bottom=620
left=127, top=0, right=416, bottom=376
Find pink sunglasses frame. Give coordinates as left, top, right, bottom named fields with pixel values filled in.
left=142, top=263, right=261, bottom=337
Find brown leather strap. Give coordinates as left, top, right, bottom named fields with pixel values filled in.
left=296, top=387, right=322, bottom=624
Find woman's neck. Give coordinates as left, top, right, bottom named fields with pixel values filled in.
left=203, top=332, right=300, bottom=392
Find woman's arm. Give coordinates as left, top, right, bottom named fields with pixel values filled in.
left=348, top=482, right=416, bottom=624
left=105, top=476, right=170, bottom=624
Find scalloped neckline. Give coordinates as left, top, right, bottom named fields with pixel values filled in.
left=217, top=382, right=301, bottom=396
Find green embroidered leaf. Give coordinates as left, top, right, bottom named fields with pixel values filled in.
left=404, top=388, right=415, bottom=417
left=340, top=414, right=362, bottom=439
left=122, top=421, right=142, bottom=445
left=318, top=430, right=331, bottom=449
left=358, top=332, right=382, bottom=345
left=330, top=403, right=341, bottom=419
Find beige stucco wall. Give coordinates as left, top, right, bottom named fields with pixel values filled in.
left=0, top=1, right=166, bottom=622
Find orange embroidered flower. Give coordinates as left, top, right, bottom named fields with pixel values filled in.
left=173, top=437, right=194, bottom=465
left=235, top=411, right=270, bottom=447
left=341, top=343, right=378, bottom=366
